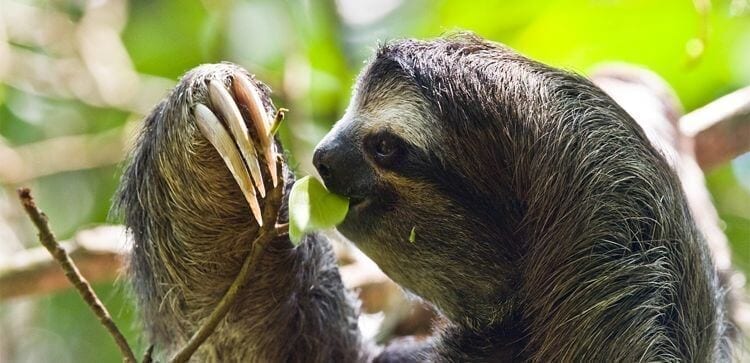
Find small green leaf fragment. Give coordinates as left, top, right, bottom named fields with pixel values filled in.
left=288, top=175, right=349, bottom=245
left=288, top=221, right=303, bottom=246
left=409, top=226, right=417, bottom=243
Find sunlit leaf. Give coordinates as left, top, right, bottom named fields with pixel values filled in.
left=288, top=175, right=349, bottom=245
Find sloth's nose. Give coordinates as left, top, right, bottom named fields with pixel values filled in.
left=312, top=136, right=359, bottom=196
left=313, top=147, right=332, bottom=182
left=313, top=143, right=338, bottom=191
left=314, top=131, right=373, bottom=197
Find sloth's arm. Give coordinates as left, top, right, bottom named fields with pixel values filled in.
left=116, top=64, right=372, bottom=362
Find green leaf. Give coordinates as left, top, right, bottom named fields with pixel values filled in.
left=288, top=175, right=349, bottom=245
left=288, top=220, right=303, bottom=245
left=409, top=226, right=417, bottom=243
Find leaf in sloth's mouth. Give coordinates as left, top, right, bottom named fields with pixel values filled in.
left=288, top=175, right=349, bottom=245
left=193, top=74, right=278, bottom=226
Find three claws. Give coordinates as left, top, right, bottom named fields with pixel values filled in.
left=194, top=74, right=279, bottom=226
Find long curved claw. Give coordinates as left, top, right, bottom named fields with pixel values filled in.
left=194, top=103, right=264, bottom=226
left=207, top=80, right=266, bottom=198
left=231, top=74, right=278, bottom=187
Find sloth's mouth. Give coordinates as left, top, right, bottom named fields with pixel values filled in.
left=349, top=196, right=370, bottom=212
left=347, top=186, right=395, bottom=216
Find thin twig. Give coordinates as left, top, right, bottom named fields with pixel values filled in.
left=270, top=108, right=288, bottom=136
left=169, top=229, right=277, bottom=362
left=169, top=166, right=286, bottom=363
left=17, top=188, right=137, bottom=363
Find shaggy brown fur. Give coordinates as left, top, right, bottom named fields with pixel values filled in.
left=115, top=64, right=366, bottom=362
left=315, top=34, right=733, bottom=361
left=116, top=35, right=734, bottom=362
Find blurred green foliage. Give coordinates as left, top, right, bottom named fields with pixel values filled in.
left=1, top=0, right=749, bottom=361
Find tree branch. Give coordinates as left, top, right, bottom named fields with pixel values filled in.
left=0, top=225, right=126, bottom=300
left=16, top=188, right=137, bottom=363
left=0, top=127, right=129, bottom=185
left=681, top=85, right=750, bottom=170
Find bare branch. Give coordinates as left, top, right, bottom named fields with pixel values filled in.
left=16, top=188, right=137, bottom=363
left=0, top=225, right=126, bottom=300
left=681, top=85, right=750, bottom=169
left=0, top=127, right=130, bottom=185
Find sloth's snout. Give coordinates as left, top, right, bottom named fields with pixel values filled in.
left=313, top=135, right=363, bottom=198
left=313, top=142, right=339, bottom=191
left=314, top=127, right=376, bottom=200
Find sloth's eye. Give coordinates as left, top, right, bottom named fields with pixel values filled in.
left=366, top=132, right=405, bottom=168
left=375, top=138, right=396, bottom=157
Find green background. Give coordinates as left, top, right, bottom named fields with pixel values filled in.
left=0, top=0, right=748, bottom=361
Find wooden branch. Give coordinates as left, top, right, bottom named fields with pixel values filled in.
left=169, top=165, right=286, bottom=363
left=0, top=225, right=126, bottom=300
left=0, top=225, right=398, bottom=308
left=0, top=126, right=129, bottom=185
left=17, top=188, right=137, bottom=363
left=681, top=85, right=750, bottom=170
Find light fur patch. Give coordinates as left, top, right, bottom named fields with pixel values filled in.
left=344, top=75, right=441, bottom=154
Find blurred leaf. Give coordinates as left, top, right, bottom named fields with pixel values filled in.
left=706, top=160, right=750, bottom=271
left=122, top=1, right=214, bottom=78
left=434, top=0, right=550, bottom=38
left=34, top=283, right=143, bottom=363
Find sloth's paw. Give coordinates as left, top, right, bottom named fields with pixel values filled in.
left=193, top=73, right=281, bottom=226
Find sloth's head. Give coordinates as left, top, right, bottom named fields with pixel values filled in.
left=313, top=34, right=663, bottom=328
left=314, top=35, right=552, bottom=326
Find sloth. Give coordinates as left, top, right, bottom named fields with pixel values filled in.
left=313, top=34, right=734, bottom=362
left=116, top=34, right=734, bottom=362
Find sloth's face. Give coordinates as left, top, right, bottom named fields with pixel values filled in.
left=313, top=80, right=441, bottom=245
left=312, top=51, right=521, bottom=325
